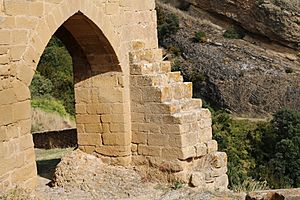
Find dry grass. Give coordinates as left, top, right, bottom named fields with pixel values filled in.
left=31, top=108, right=75, bottom=133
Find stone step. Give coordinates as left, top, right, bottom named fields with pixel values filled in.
left=131, top=74, right=168, bottom=87
left=131, top=71, right=183, bottom=87
left=167, top=71, right=183, bottom=84
left=157, top=82, right=193, bottom=102
left=129, top=49, right=163, bottom=64
left=164, top=98, right=202, bottom=114
left=180, top=98, right=202, bottom=111
left=130, top=60, right=172, bottom=76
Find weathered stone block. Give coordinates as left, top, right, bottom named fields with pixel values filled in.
left=147, top=134, right=169, bottom=146
left=76, top=114, right=100, bottom=124
left=78, top=133, right=102, bottom=146
left=138, top=145, right=161, bottom=156
left=95, top=145, right=131, bottom=157
left=132, top=131, right=147, bottom=144
left=102, top=133, right=130, bottom=146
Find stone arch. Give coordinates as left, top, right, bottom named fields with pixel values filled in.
left=0, top=0, right=133, bottom=190
left=21, top=0, right=122, bottom=86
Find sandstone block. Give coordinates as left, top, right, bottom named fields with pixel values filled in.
left=0, top=30, right=11, bottom=45
left=78, top=133, right=102, bottom=146
left=214, top=174, right=229, bottom=190
left=102, top=133, right=131, bottom=146
left=85, top=123, right=102, bottom=133
left=131, top=155, right=148, bottom=165
left=95, top=145, right=131, bottom=157
left=190, top=172, right=206, bottom=187
left=147, top=134, right=169, bottom=146
left=195, top=143, right=207, bottom=157
left=138, top=145, right=161, bottom=156
left=206, top=140, right=218, bottom=153
left=111, top=103, right=124, bottom=114
left=19, top=134, right=34, bottom=151
left=131, top=144, right=138, bottom=152
left=110, top=156, right=131, bottom=166
left=11, top=163, right=36, bottom=184
left=162, top=146, right=196, bottom=160
left=76, top=114, right=100, bottom=124
left=132, top=131, right=147, bottom=144
left=199, top=127, right=213, bottom=142
left=75, top=104, right=86, bottom=114
left=0, top=105, right=13, bottom=125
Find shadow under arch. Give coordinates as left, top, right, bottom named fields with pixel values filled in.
left=54, top=12, right=121, bottom=83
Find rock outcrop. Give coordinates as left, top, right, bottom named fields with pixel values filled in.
left=186, top=0, right=300, bottom=50
left=157, top=1, right=300, bottom=116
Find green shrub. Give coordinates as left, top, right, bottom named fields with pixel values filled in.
left=193, top=31, right=206, bottom=43
left=285, top=67, right=293, bottom=73
left=30, top=72, right=53, bottom=98
left=157, top=8, right=180, bottom=41
left=171, top=59, right=182, bottom=71
left=223, top=26, right=245, bottom=39
left=31, top=98, right=68, bottom=117
left=167, top=45, right=181, bottom=56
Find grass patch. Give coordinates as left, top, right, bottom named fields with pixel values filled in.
left=31, top=98, right=68, bottom=117
left=35, top=148, right=74, bottom=161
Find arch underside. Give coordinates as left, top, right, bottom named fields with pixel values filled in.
left=55, top=12, right=121, bottom=82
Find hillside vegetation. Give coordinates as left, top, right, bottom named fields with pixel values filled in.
left=30, top=37, right=75, bottom=132
left=157, top=1, right=300, bottom=190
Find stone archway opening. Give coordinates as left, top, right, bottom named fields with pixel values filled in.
left=30, top=12, right=127, bottom=183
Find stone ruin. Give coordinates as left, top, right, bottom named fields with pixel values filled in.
left=0, top=0, right=227, bottom=192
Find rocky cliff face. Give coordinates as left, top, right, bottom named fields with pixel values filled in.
left=187, top=0, right=300, bottom=50
left=157, top=1, right=300, bottom=116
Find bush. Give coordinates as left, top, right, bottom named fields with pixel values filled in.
left=193, top=31, right=206, bottom=43
left=171, top=59, right=182, bottom=72
left=285, top=67, right=293, bottom=73
left=223, top=26, right=246, bottom=39
left=30, top=72, right=53, bottom=98
left=167, top=45, right=181, bottom=56
left=157, top=8, right=180, bottom=41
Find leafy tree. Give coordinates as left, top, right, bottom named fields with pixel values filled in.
left=36, top=36, right=75, bottom=115
left=212, top=111, right=261, bottom=188
left=255, top=109, right=300, bottom=188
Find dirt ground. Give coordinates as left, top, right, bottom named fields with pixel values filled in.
left=32, top=150, right=245, bottom=200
